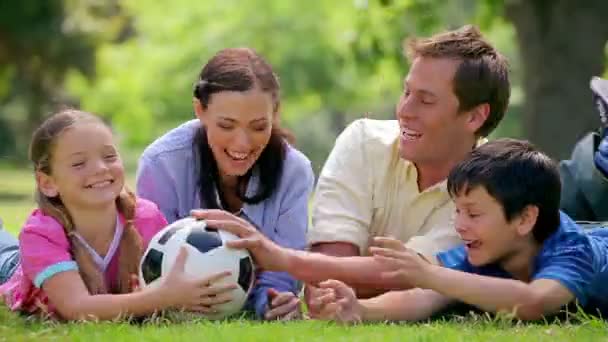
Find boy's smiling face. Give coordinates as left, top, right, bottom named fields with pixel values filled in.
left=453, top=185, right=536, bottom=268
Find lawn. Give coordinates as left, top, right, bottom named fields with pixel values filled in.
left=0, top=167, right=607, bottom=341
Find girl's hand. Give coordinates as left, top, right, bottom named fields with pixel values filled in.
left=159, top=247, right=238, bottom=314
left=264, top=288, right=301, bottom=321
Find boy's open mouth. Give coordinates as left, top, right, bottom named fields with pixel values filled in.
left=463, top=239, right=482, bottom=249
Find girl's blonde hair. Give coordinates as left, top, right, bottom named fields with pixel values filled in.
left=29, top=109, right=143, bottom=294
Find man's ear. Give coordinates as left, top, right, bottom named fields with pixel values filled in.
left=36, top=171, right=59, bottom=198
left=515, top=205, right=539, bottom=237
left=466, top=103, right=490, bottom=134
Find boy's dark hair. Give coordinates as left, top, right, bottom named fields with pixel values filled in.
left=405, top=25, right=510, bottom=137
left=447, top=139, right=561, bottom=243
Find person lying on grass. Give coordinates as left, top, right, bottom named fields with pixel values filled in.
left=0, top=110, right=236, bottom=321
left=195, top=139, right=608, bottom=322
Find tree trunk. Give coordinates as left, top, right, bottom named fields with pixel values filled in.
left=505, top=0, right=608, bottom=159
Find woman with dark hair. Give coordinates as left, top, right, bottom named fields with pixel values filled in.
left=136, top=48, right=314, bottom=320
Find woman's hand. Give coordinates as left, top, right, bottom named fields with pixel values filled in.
left=190, top=209, right=293, bottom=272
left=158, top=247, right=238, bottom=314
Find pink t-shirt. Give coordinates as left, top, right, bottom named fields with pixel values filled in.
left=0, top=198, right=167, bottom=318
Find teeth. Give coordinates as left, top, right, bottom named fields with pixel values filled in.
left=88, top=180, right=112, bottom=188
left=402, top=127, right=422, bottom=139
left=226, top=151, right=249, bottom=160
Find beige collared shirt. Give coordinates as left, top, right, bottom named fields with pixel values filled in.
left=309, top=118, right=461, bottom=257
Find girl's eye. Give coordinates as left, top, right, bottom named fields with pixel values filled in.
left=72, top=162, right=85, bottom=168
left=104, top=154, right=117, bottom=161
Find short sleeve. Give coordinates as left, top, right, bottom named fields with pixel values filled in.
left=405, top=211, right=461, bottom=258
left=309, top=119, right=373, bottom=253
left=533, top=237, right=596, bottom=306
left=133, top=198, right=169, bottom=248
left=19, top=212, right=78, bottom=288
left=435, top=245, right=472, bottom=272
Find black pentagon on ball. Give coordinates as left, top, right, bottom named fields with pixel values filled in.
left=186, top=226, right=223, bottom=254
left=238, top=256, right=254, bottom=291
left=141, top=248, right=164, bottom=284
left=158, top=225, right=182, bottom=245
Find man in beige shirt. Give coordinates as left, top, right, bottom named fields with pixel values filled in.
left=307, top=25, right=509, bottom=299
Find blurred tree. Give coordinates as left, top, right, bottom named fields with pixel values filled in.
left=353, top=0, right=608, bottom=159
left=0, top=0, right=133, bottom=160
left=503, top=0, right=608, bottom=159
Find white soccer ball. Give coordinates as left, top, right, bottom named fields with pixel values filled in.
left=139, top=217, right=255, bottom=319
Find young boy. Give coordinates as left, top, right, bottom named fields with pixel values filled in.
left=197, top=139, right=608, bottom=322
left=306, top=138, right=608, bottom=322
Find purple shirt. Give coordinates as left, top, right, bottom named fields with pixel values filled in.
left=136, top=119, right=314, bottom=317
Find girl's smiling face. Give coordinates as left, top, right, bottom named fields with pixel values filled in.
left=37, top=122, right=125, bottom=210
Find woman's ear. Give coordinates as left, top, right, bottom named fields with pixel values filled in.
left=36, top=171, right=59, bottom=198
left=193, top=98, right=205, bottom=121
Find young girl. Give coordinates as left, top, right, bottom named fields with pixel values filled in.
left=0, top=110, right=236, bottom=320
left=136, top=48, right=315, bottom=320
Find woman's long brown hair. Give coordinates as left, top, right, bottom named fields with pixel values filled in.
left=29, top=109, right=143, bottom=294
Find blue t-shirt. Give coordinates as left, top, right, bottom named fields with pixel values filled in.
left=436, top=212, right=608, bottom=311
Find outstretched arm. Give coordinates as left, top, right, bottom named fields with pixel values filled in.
left=193, top=210, right=410, bottom=290
left=371, top=245, right=575, bottom=320
left=310, top=280, right=453, bottom=323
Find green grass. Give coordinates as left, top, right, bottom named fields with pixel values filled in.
left=0, top=167, right=607, bottom=341
left=0, top=306, right=607, bottom=342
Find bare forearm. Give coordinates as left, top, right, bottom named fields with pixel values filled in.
left=360, top=289, right=451, bottom=322
left=294, top=243, right=411, bottom=290
left=426, top=266, right=540, bottom=317
left=59, top=287, right=172, bottom=321
left=286, top=250, right=408, bottom=290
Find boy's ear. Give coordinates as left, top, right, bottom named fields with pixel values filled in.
left=36, top=171, right=59, bottom=198
left=515, top=205, right=539, bottom=237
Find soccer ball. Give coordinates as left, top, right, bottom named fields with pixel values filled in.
left=139, top=217, right=255, bottom=319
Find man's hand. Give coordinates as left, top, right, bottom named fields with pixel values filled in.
left=369, top=237, right=434, bottom=289
left=309, top=280, right=362, bottom=324
left=264, top=288, right=301, bottom=321
left=190, top=209, right=292, bottom=272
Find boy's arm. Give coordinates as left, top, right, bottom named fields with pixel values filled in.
left=424, top=265, right=574, bottom=320
left=360, top=288, right=453, bottom=322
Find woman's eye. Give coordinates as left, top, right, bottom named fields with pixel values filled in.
left=252, top=124, right=268, bottom=132
left=218, top=123, right=233, bottom=130
left=72, top=162, right=85, bottom=168
left=104, top=154, right=117, bottom=161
